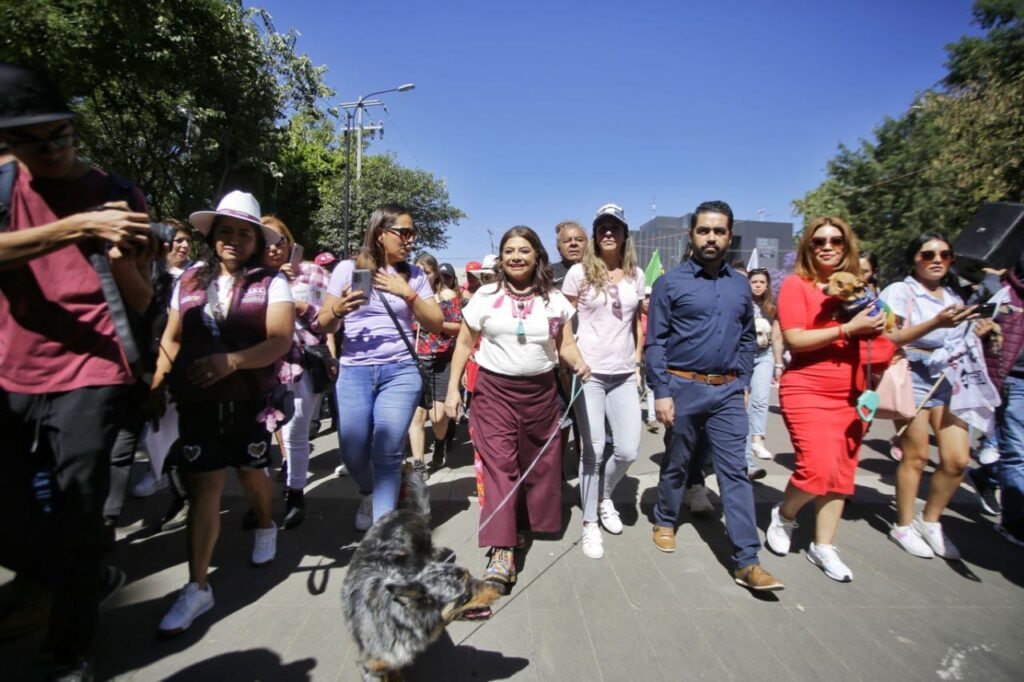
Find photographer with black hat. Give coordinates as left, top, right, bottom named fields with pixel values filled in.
left=0, top=62, right=154, bottom=680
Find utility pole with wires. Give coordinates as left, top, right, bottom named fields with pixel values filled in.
left=486, top=229, right=497, bottom=254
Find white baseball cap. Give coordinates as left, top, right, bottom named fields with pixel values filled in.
left=481, top=254, right=499, bottom=270
left=593, top=203, right=628, bottom=230
left=189, top=190, right=283, bottom=245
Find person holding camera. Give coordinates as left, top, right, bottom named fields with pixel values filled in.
left=318, top=204, right=443, bottom=531
left=151, top=191, right=294, bottom=636
left=0, top=63, right=155, bottom=679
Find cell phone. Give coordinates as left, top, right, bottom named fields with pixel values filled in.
left=288, top=244, right=304, bottom=269
left=352, top=268, right=372, bottom=297
left=973, top=302, right=997, bottom=318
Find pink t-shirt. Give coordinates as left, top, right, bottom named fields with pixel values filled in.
left=0, top=166, right=146, bottom=394
left=562, top=264, right=645, bottom=375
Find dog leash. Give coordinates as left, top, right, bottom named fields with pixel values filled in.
left=451, top=374, right=584, bottom=553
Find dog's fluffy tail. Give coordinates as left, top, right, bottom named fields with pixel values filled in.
left=400, top=462, right=432, bottom=521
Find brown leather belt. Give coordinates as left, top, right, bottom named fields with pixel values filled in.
left=668, top=369, right=738, bottom=385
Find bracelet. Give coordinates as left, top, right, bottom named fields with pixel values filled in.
left=403, top=291, right=418, bottom=305
left=838, top=324, right=847, bottom=340
left=774, top=364, right=784, bottom=369
left=331, top=305, right=345, bottom=320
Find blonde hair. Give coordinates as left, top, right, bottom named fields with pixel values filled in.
left=795, top=216, right=861, bottom=281
left=579, top=226, right=639, bottom=296
left=260, top=215, right=294, bottom=249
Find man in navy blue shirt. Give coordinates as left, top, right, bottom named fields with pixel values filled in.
left=645, top=200, right=784, bottom=592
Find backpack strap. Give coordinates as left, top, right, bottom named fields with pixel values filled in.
left=0, top=160, right=17, bottom=232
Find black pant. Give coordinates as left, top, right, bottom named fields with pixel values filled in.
left=103, top=381, right=149, bottom=519
left=0, top=384, right=127, bottom=664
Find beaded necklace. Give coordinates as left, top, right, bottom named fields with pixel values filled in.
left=492, top=284, right=536, bottom=337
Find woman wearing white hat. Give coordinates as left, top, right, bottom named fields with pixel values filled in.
left=562, top=203, right=646, bottom=559
left=151, top=190, right=295, bottom=635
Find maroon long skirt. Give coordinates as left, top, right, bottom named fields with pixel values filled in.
left=470, top=367, right=563, bottom=548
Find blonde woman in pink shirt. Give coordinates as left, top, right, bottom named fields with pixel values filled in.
left=562, top=203, right=646, bottom=559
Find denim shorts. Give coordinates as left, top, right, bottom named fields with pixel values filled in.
left=906, top=349, right=952, bottom=410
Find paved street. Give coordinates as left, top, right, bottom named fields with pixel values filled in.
left=3, top=397, right=1024, bottom=681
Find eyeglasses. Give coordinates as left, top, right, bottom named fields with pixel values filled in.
left=6, top=131, right=75, bottom=155
left=917, top=249, right=953, bottom=263
left=694, top=226, right=729, bottom=237
left=383, top=227, right=417, bottom=240
left=811, top=236, right=845, bottom=249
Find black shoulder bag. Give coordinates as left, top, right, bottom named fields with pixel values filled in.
left=378, top=292, right=433, bottom=405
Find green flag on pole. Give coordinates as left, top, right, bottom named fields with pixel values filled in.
left=644, top=249, right=663, bottom=288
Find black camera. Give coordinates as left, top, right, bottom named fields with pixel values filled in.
left=87, top=204, right=178, bottom=245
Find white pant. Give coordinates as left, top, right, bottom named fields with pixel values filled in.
left=283, top=372, right=319, bottom=489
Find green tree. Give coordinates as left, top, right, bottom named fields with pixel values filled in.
left=0, top=0, right=331, bottom=220
left=793, top=0, right=1024, bottom=282
left=313, top=152, right=466, bottom=255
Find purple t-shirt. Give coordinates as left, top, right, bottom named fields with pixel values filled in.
left=327, top=259, right=434, bottom=366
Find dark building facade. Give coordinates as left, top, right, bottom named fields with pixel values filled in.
left=632, top=214, right=796, bottom=272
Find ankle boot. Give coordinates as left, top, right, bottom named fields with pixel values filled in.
left=283, top=488, right=306, bottom=529
left=431, top=437, right=447, bottom=470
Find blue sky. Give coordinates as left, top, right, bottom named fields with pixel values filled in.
left=255, top=0, right=979, bottom=268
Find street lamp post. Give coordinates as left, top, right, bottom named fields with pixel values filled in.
left=338, top=83, right=415, bottom=257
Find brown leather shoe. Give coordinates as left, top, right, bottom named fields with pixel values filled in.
left=734, top=564, right=784, bottom=591
left=652, top=525, right=676, bottom=553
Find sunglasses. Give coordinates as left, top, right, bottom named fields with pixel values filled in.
left=811, top=236, right=845, bottom=249
left=917, top=249, right=954, bottom=263
left=383, top=227, right=417, bottom=240
left=749, top=268, right=769, bottom=276
left=7, top=131, right=75, bottom=155
left=608, top=282, right=623, bottom=319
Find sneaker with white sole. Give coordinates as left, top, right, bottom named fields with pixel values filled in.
left=131, top=471, right=167, bottom=498
left=911, top=515, right=960, bottom=560
left=581, top=522, right=604, bottom=559
left=889, top=523, right=934, bottom=558
left=687, top=484, right=714, bottom=515
left=354, top=495, right=373, bottom=532
left=159, top=582, right=214, bottom=635
left=335, top=463, right=348, bottom=477
left=750, top=441, right=773, bottom=460
left=807, top=542, right=853, bottom=582
left=598, top=499, right=623, bottom=534
left=252, top=523, right=277, bottom=566
left=765, top=504, right=797, bottom=555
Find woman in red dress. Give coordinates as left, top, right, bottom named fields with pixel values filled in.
left=765, top=217, right=887, bottom=583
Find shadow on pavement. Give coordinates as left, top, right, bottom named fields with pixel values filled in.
left=408, top=630, right=530, bottom=681
left=163, top=648, right=316, bottom=681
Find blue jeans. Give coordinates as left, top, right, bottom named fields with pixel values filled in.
left=745, top=350, right=774, bottom=460
left=999, top=376, right=1024, bottom=531
left=336, top=360, right=422, bottom=522
left=654, top=375, right=761, bottom=569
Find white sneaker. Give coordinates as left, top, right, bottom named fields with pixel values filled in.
left=765, top=504, right=798, bottom=555
left=687, top=485, right=714, bottom=515
left=581, top=522, right=604, bottom=559
left=911, top=515, right=961, bottom=560
left=889, top=523, right=935, bottom=558
left=807, top=542, right=853, bottom=582
left=252, top=523, right=277, bottom=566
left=131, top=471, right=168, bottom=498
left=355, top=495, right=373, bottom=532
left=598, top=499, right=623, bottom=534
left=750, top=441, right=773, bottom=460
left=335, top=464, right=348, bottom=477
left=159, top=582, right=214, bottom=635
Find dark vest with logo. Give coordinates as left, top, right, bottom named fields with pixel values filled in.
left=170, top=266, right=277, bottom=405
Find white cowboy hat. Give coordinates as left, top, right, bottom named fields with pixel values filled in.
left=189, top=190, right=282, bottom=245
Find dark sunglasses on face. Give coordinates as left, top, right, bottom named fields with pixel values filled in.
left=811, top=236, right=845, bottom=249
left=384, top=227, right=417, bottom=240
left=749, top=268, right=769, bottom=276
left=694, top=226, right=729, bottom=237
left=7, top=131, right=75, bottom=155
left=918, top=249, right=953, bottom=263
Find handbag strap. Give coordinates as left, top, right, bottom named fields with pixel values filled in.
left=378, top=290, right=420, bottom=362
